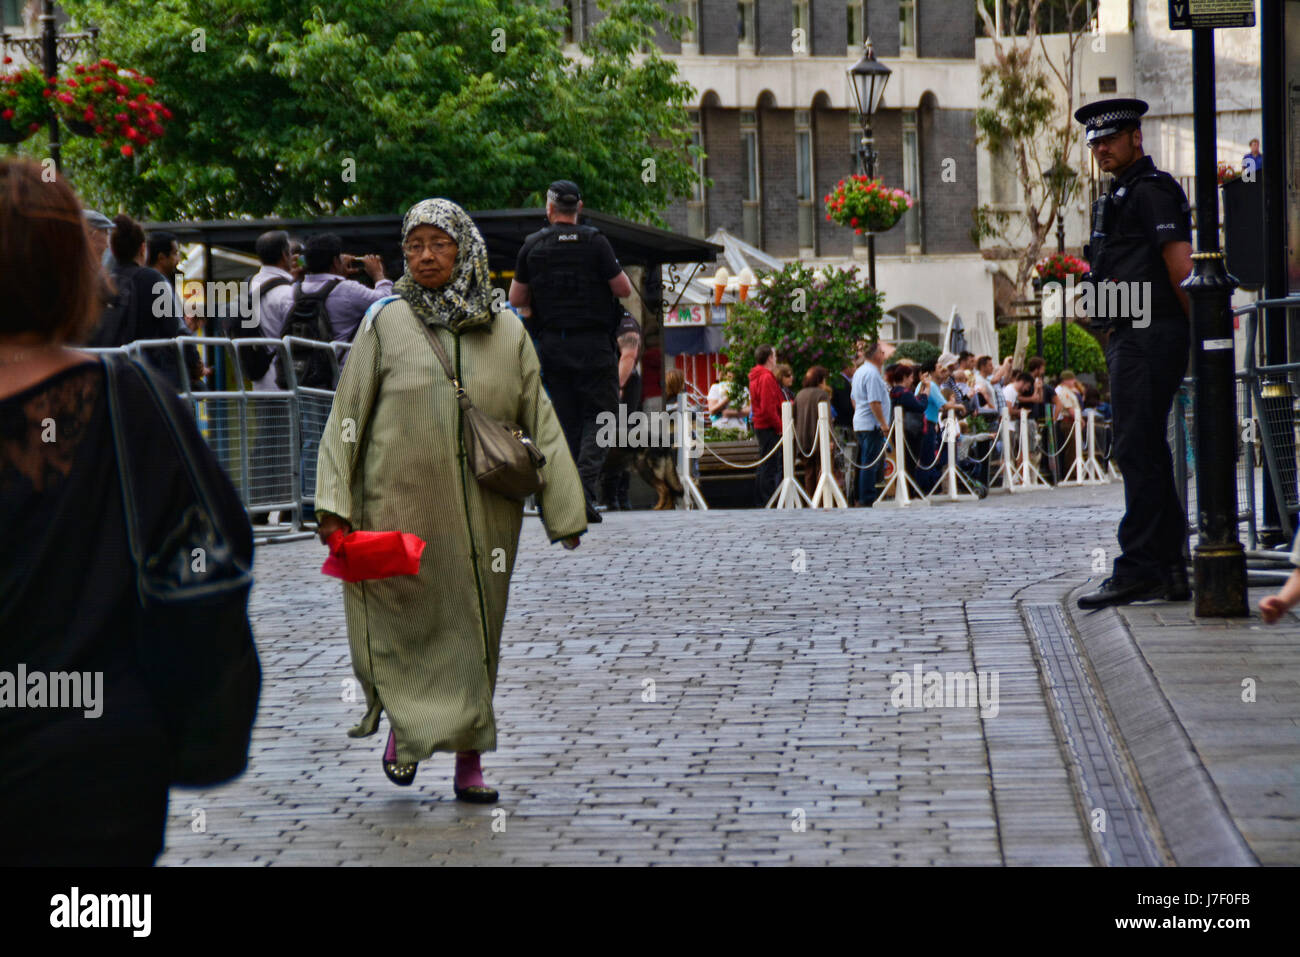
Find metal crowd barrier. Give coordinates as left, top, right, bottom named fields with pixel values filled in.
left=1171, top=298, right=1300, bottom=552
left=82, top=335, right=351, bottom=544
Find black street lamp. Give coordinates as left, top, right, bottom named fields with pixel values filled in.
left=0, top=1, right=98, bottom=173
left=848, top=38, right=891, bottom=291
left=1047, top=158, right=1078, bottom=370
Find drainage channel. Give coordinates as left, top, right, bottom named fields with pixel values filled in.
left=1021, top=602, right=1168, bottom=867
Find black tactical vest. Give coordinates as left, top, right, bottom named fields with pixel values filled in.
left=1087, top=168, right=1186, bottom=281
left=523, top=223, right=616, bottom=333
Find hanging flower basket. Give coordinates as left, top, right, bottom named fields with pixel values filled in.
left=1034, top=252, right=1089, bottom=284
left=1216, top=161, right=1240, bottom=186
left=0, top=61, right=52, bottom=145
left=823, top=175, right=912, bottom=234
left=50, top=59, right=170, bottom=158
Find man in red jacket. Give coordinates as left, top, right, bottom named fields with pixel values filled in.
left=749, top=344, right=785, bottom=506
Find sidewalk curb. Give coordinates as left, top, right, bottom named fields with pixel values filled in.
left=1061, top=586, right=1258, bottom=867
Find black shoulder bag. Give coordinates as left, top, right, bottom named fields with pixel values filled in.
left=102, top=354, right=260, bottom=787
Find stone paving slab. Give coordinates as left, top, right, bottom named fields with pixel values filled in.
left=157, top=484, right=1157, bottom=866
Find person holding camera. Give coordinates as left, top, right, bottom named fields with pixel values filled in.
left=262, top=233, right=394, bottom=353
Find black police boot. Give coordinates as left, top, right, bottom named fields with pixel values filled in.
left=1077, top=576, right=1166, bottom=610
left=585, top=500, right=603, bottom=524
left=1164, top=562, right=1191, bottom=602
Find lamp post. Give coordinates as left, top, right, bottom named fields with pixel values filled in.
left=0, top=2, right=99, bottom=173
left=1047, top=159, right=1078, bottom=371
left=848, top=38, right=891, bottom=291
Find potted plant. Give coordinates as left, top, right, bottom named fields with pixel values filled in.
left=824, top=175, right=912, bottom=234
left=0, top=60, right=51, bottom=144
left=1034, top=252, right=1089, bottom=284
left=50, top=58, right=170, bottom=157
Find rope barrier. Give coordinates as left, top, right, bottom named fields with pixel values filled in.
left=830, top=426, right=894, bottom=471
left=702, top=437, right=785, bottom=469
left=964, top=434, right=1000, bottom=464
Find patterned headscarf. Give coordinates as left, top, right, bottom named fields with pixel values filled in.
left=394, top=198, right=496, bottom=334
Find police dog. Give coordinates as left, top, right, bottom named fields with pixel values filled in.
left=601, top=444, right=683, bottom=510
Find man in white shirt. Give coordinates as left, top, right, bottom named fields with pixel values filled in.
left=247, top=230, right=299, bottom=393
left=850, top=339, right=893, bottom=506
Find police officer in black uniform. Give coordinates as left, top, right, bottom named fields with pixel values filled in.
left=509, top=180, right=633, bottom=523
left=1074, top=99, right=1196, bottom=609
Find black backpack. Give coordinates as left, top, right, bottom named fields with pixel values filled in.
left=276, top=279, right=342, bottom=390
left=88, top=266, right=140, bottom=348
left=233, top=276, right=290, bottom=382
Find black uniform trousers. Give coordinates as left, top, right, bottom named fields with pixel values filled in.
left=1106, top=318, right=1190, bottom=584
left=538, top=330, right=619, bottom=508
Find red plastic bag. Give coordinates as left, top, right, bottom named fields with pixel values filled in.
left=321, top=529, right=427, bottom=582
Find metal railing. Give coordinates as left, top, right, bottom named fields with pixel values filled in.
left=83, top=335, right=352, bottom=544
left=1171, top=297, right=1300, bottom=552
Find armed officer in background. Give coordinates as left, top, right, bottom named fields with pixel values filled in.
left=509, top=180, right=633, bottom=523
left=1073, top=98, right=1195, bottom=610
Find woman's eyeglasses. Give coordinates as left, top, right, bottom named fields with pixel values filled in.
left=403, top=240, right=457, bottom=255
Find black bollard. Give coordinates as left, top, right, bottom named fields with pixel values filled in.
left=1186, top=28, right=1247, bottom=617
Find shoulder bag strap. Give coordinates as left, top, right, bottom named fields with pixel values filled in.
left=103, top=353, right=236, bottom=551
left=414, top=315, right=474, bottom=413
left=102, top=354, right=148, bottom=601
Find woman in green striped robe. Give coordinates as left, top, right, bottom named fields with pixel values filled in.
left=315, top=198, right=588, bottom=802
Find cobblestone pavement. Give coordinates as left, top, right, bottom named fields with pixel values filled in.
left=154, top=483, right=1235, bottom=866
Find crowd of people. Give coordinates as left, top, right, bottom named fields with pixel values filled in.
left=686, top=341, right=1114, bottom=507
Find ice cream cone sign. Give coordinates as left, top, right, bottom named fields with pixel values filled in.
left=713, top=267, right=730, bottom=305
left=737, top=267, right=756, bottom=302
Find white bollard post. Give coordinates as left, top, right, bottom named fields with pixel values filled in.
left=894, top=407, right=910, bottom=506
left=1070, top=407, right=1085, bottom=484
left=1020, top=408, right=1032, bottom=487
left=770, top=400, right=811, bottom=508
left=946, top=409, right=959, bottom=499
left=998, top=407, right=1019, bottom=492
left=678, top=402, right=708, bottom=510
left=810, top=402, right=848, bottom=508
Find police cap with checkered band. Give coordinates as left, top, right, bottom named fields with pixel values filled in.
left=1074, top=97, right=1148, bottom=144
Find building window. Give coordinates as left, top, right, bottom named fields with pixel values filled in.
left=565, top=0, right=583, bottom=45
left=688, top=110, right=707, bottom=238
left=682, top=0, right=699, bottom=46
left=738, top=1, right=756, bottom=52
left=742, top=110, right=762, bottom=246
left=847, top=0, right=865, bottom=53
left=902, top=110, right=922, bottom=249
left=990, top=141, right=1019, bottom=206
left=792, top=1, right=810, bottom=55
left=900, top=0, right=917, bottom=52
left=796, top=111, right=815, bottom=250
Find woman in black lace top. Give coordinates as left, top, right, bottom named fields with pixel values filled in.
left=0, top=159, right=258, bottom=866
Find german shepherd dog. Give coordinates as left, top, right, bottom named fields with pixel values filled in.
left=601, top=444, right=684, bottom=510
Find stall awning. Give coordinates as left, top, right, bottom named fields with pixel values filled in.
left=145, top=209, right=721, bottom=276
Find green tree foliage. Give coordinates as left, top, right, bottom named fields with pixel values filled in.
left=46, top=0, right=700, bottom=221
left=997, top=321, right=1105, bottom=381
left=723, top=263, right=883, bottom=402
left=891, top=339, right=940, bottom=367
left=971, top=0, right=1090, bottom=368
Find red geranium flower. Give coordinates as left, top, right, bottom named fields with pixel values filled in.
left=121, top=144, right=133, bottom=157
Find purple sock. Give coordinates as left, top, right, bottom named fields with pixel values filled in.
left=455, top=751, right=484, bottom=789
left=384, top=729, right=397, bottom=763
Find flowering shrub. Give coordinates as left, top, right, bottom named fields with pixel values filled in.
left=1216, top=161, right=1240, bottom=186
left=1035, top=252, right=1089, bottom=284
left=49, top=59, right=170, bottom=157
left=0, top=61, right=51, bottom=141
left=723, top=262, right=884, bottom=401
left=824, top=175, right=912, bottom=233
